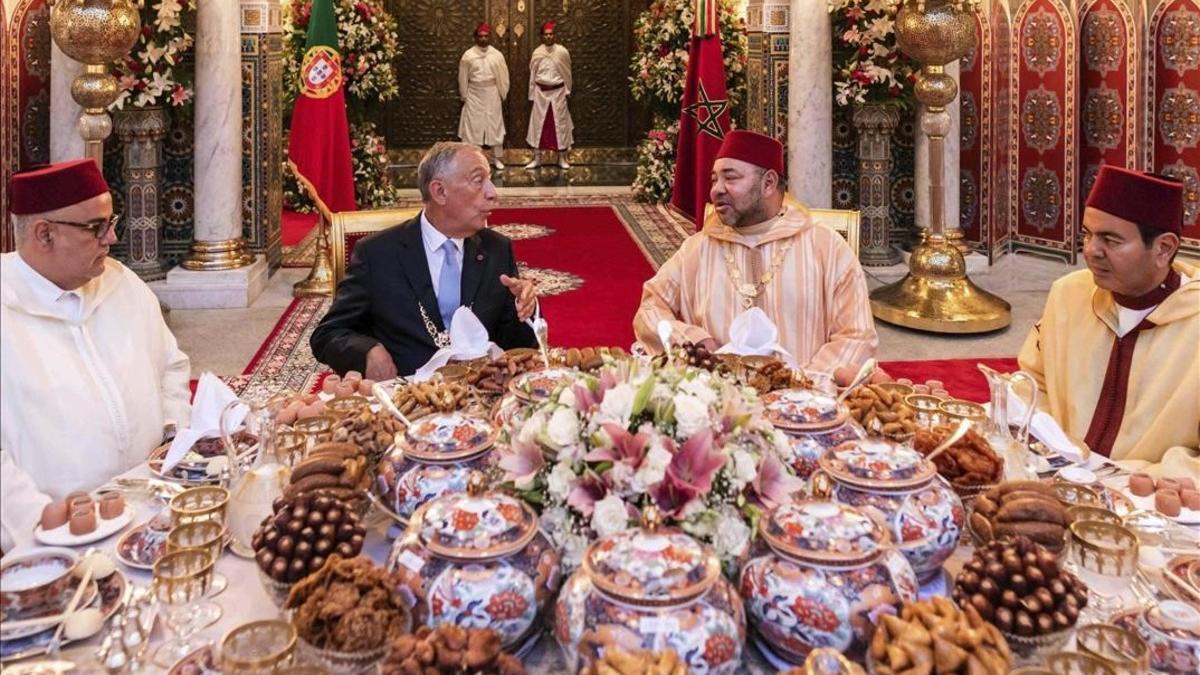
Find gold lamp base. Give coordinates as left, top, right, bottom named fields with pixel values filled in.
left=870, top=236, right=1011, bottom=333
left=181, top=238, right=254, bottom=271
left=292, top=251, right=335, bottom=297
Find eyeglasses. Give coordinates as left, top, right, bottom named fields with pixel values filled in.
left=46, top=214, right=124, bottom=241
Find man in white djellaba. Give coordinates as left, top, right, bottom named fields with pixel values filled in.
left=458, top=22, right=510, bottom=170
left=1, top=160, right=191, bottom=553
left=524, top=21, right=574, bottom=170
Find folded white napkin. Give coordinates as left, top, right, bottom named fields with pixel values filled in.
left=412, top=307, right=503, bottom=382
left=162, top=372, right=246, bottom=472
left=1003, top=383, right=1085, bottom=462
left=714, top=308, right=797, bottom=367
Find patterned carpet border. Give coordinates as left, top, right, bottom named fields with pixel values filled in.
left=280, top=194, right=692, bottom=270
left=229, top=296, right=332, bottom=398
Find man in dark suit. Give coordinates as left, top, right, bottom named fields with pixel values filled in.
left=311, top=142, right=538, bottom=379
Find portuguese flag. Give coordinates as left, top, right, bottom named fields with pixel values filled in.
left=287, top=0, right=356, bottom=212
left=671, top=0, right=731, bottom=229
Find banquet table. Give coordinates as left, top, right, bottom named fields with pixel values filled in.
left=10, top=449, right=1194, bottom=674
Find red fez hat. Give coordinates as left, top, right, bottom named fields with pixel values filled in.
left=8, top=159, right=109, bottom=216
left=1085, top=165, right=1184, bottom=236
left=715, top=130, right=785, bottom=175
left=542, top=21, right=556, bottom=32
left=475, top=22, right=491, bottom=35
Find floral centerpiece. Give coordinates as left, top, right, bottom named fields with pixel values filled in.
left=110, top=0, right=196, bottom=110
left=631, top=123, right=679, bottom=204
left=828, top=0, right=917, bottom=108
left=282, top=0, right=401, bottom=210
left=495, top=360, right=803, bottom=571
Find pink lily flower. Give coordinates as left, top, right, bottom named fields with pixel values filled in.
left=497, top=437, right=544, bottom=487
left=585, top=422, right=650, bottom=466
left=751, top=452, right=805, bottom=508
left=650, top=430, right=726, bottom=517
left=567, top=470, right=607, bottom=517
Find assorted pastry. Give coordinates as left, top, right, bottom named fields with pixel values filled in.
left=845, top=384, right=919, bottom=440
left=252, top=493, right=365, bottom=584
left=275, top=393, right=331, bottom=425
left=580, top=648, right=687, bottom=675
left=914, top=425, right=1004, bottom=489
left=655, top=341, right=727, bottom=373
left=284, top=441, right=372, bottom=505
left=321, top=370, right=377, bottom=399
left=553, top=346, right=628, bottom=372
left=40, top=491, right=125, bottom=535
left=286, top=555, right=410, bottom=653
left=392, top=381, right=472, bottom=418
left=738, top=357, right=812, bottom=394
left=968, top=480, right=1069, bottom=551
left=868, top=597, right=1011, bottom=675
left=1128, top=472, right=1198, bottom=516
left=332, top=407, right=405, bottom=461
left=465, top=351, right=544, bottom=394
left=381, top=625, right=525, bottom=675
left=952, top=536, right=1087, bottom=639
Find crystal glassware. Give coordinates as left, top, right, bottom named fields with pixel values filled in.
left=151, top=549, right=222, bottom=667
left=169, top=486, right=230, bottom=527
left=220, top=620, right=297, bottom=674
left=167, top=520, right=228, bottom=596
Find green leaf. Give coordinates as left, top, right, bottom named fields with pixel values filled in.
left=631, top=375, right=655, bottom=417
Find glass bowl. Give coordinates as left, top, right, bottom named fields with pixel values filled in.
left=255, top=565, right=295, bottom=608
left=295, top=636, right=386, bottom=675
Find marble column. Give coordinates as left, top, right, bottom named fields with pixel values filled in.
left=49, top=42, right=85, bottom=161
left=786, top=0, right=831, bottom=208
left=183, top=0, right=252, bottom=272
left=153, top=0, right=267, bottom=309
left=915, top=60, right=961, bottom=241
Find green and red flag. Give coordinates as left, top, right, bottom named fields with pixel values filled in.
left=287, top=0, right=356, bottom=212
left=671, top=0, right=732, bottom=229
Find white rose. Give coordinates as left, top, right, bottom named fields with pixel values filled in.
left=606, top=462, right=635, bottom=496
left=732, top=449, right=758, bottom=485
left=599, top=384, right=636, bottom=424
left=679, top=375, right=718, bottom=407
left=713, top=513, right=751, bottom=559
left=557, top=387, right=577, bottom=409
left=546, top=408, right=581, bottom=448
left=519, top=411, right=546, bottom=444
left=546, top=461, right=577, bottom=501
left=633, top=442, right=672, bottom=491
left=673, top=393, right=710, bottom=438
left=590, top=494, right=630, bottom=538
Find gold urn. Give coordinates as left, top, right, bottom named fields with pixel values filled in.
left=870, top=0, right=1011, bottom=334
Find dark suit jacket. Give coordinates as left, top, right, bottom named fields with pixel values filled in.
left=310, top=214, right=536, bottom=376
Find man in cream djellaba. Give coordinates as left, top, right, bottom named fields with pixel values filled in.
left=458, top=22, right=510, bottom=170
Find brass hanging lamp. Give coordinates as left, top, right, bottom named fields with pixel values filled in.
left=869, top=0, right=1011, bottom=333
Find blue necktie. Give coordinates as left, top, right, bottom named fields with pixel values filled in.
left=437, top=239, right=461, bottom=329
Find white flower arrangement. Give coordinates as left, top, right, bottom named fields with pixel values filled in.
left=110, top=0, right=195, bottom=110
left=828, top=0, right=917, bottom=108
left=632, top=123, right=679, bottom=204
left=282, top=0, right=400, bottom=108
left=496, top=360, right=803, bottom=571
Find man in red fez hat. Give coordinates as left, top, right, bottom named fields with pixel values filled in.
left=459, top=22, right=510, bottom=169
left=634, top=130, right=879, bottom=385
left=1019, top=165, right=1198, bottom=477
left=524, top=20, right=574, bottom=170
left=1, top=160, right=191, bottom=552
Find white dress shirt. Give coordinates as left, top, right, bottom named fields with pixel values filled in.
left=420, top=211, right=464, bottom=304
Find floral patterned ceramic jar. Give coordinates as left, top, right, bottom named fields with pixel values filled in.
left=555, top=508, right=746, bottom=675
left=763, top=389, right=862, bottom=480
left=386, top=474, right=561, bottom=653
left=1135, top=601, right=1200, bottom=674
left=374, top=412, right=497, bottom=523
left=741, top=500, right=918, bottom=664
left=815, top=439, right=964, bottom=582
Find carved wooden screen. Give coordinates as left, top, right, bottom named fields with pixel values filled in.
left=1011, top=0, right=1078, bottom=262
left=1078, top=0, right=1142, bottom=202
left=1148, top=0, right=1200, bottom=252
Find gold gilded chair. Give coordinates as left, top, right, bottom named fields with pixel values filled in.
left=702, top=193, right=860, bottom=257
left=328, top=207, right=421, bottom=286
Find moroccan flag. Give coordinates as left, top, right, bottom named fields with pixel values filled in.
left=287, top=0, right=356, bottom=212
left=671, top=0, right=732, bottom=229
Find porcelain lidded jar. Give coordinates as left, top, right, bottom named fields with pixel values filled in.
left=386, top=473, right=561, bottom=653
left=555, top=507, right=746, bottom=674
left=375, top=412, right=498, bottom=523
left=741, top=500, right=917, bottom=664
left=815, top=438, right=963, bottom=582
left=762, top=389, right=862, bottom=480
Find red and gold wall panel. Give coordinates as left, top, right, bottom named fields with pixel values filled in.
left=990, top=0, right=1014, bottom=258
left=2, top=0, right=52, bottom=253
left=960, top=4, right=991, bottom=252
left=1148, top=0, right=1200, bottom=252
left=1011, top=0, right=1078, bottom=261
left=1079, top=0, right=1142, bottom=204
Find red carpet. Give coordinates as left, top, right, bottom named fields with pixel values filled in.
left=282, top=210, right=318, bottom=246
left=490, top=206, right=656, bottom=348
left=879, top=357, right=1019, bottom=403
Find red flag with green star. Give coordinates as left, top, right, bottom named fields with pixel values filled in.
left=287, top=0, right=356, bottom=212
left=671, top=0, right=731, bottom=229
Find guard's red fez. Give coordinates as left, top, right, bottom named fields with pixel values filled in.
left=8, top=159, right=109, bottom=216
left=1085, top=165, right=1184, bottom=236
left=715, top=130, right=785, bottom=175
left=475, top=22, right=492, bottom=35
left=542, top=21, right=556, bottom=32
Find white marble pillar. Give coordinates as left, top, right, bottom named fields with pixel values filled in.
left=50, top=43, right=85, bottom=161
left=154, top=0, right=266, bottom=308
left=786, top=0, right=832, bottom=208
left=915, top=61, right=961, bottom=235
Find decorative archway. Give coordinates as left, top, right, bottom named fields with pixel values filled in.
left=1148, top=0, right=1200, bottom=252
left=1078, top=0, right=1142, bottom=203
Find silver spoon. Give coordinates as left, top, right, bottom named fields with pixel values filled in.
left=656, top=320, right=673, bottom=362
left=835, top=358, right=877, bottom=404
left=372, top=383, right=413, bottom=428
left=924, top=418, right=973, bottom=462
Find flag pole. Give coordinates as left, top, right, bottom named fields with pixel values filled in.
left=289, top=159, right=337, bottom=297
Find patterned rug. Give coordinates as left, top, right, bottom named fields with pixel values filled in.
left=280, top=194, right=691, bottom=270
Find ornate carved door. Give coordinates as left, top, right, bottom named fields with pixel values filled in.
left=382, top=0, right=647, bottom=149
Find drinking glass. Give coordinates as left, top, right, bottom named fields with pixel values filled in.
left=167, top=520, right=228, bottom=596
left=151, top=549, right=222, bottom=667
left=221, top=620, right=297, bottom=674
